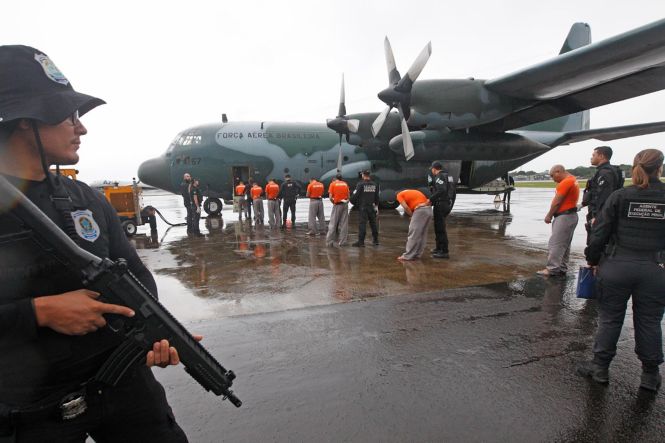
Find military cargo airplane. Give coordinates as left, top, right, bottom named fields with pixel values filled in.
left=139, top=19, right=665, bottom=216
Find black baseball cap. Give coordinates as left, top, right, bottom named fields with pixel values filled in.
left=0, top=45, right=105, bottom=125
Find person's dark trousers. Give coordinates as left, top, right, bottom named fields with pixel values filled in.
left=432, top=202, right=449, bottom=253
left=185, top=205, right=194, bottom=233
left=592, top=255, right=665, bottom=370
left=191, top=208, right=201, bottom=234
left=12, top=366, right=188, bottom=442
left=358, top=205, right=378, bottom=244
left=585, top=213, right=593, bottom=246
left=282, top=199, right=296, bottom=226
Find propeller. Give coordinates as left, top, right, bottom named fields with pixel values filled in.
left=371, top=37, right=432, bottom=161
left=326, top=74, right=360, bottom=172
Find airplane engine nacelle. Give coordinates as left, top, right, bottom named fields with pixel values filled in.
left=389, top=130, right=549, bottom=162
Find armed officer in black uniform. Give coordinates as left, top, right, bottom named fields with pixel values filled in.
left=280, top=174, right=300, bottom=228
left=351, top=170, right=379, bottom=247
left=0, top=46, right=190, bottom=442
left=581, top=145, right=623, bottom=243
left=577, top=149, right=665, bottom=392
left=179, top=172, right=193, bottom=234
left=428, top=162, right=456, bottom=259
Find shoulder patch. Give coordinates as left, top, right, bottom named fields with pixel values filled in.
left=71, top=209, right=100, bottom=242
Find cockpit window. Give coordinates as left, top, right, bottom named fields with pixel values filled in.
left=165, top=132, right=203, bottom=156
left=180, top=134, right=203, bottom=146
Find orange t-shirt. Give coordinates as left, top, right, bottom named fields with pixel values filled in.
left=396, top=190, right=429, bottom=212
left=250, top=185, right=263, bottom=199
left=554, top=175, right=580, bottom=212
left=265, top=182, right=280, bottom=199
left=307, top=181, right=324, bottom=198
left=235, top=184, right=246, bottom=196
left=329, top=180, right=350, bottom=204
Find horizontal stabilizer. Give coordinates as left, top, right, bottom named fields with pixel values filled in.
left=552, top=121, right=665, bottom=147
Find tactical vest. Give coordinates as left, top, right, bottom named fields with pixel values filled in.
left=583, top=164, right=623, bottom=208
left=0, top=175, right=120, bottom=406
left=613, top=182, right=665, bottom=252
left=357, top=180, right=378, bottom=207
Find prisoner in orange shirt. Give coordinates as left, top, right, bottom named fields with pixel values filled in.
left=537, top=165, right=580, bottom=276
left=251, top=183, right=265, bottom=224
left=265, top=179, right=281, bottom=228
left=326, top=174, right=351, bottom=247
left=396, top=189, right=432, bottom=261
left=306, top=178, right=325, bottom=235
left=235, top=180, right=247, bottom=221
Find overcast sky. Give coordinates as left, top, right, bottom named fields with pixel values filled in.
left=3, top=0, right=665, bottom=181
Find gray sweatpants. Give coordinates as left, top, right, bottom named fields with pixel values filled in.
left=267, top=199, right=281, bottom=228
left=546, top=212, right=578, bottom=273
left=237, top=196, right=246, bottom=220
left=401, top=207, right=433, bottom=260
left=253, top=198, right=264, bottom=224
left=308, top=199, right=325, bottom=234
left=326, top=202, right=349, bottom=246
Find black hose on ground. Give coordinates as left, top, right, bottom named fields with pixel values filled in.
left=151, top=207, right=211, bottom=226
left=152, top=207, right=187, bottom=226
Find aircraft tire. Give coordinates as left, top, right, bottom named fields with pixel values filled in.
left=204, top=197, right=223, bottom=216
left=121, top=219, right=137, bottom=237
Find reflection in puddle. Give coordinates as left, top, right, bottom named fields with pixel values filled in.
left=133, top=190, right=588, bottom=321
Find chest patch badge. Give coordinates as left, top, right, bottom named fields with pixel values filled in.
left=71, top=209, right=100, bottom=242
left=627, top=202, right=665, bottom=220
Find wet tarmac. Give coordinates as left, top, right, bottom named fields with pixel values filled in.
left=130, top=189, right=664, bottom=441
left=133, top=189, right=583, bottom=320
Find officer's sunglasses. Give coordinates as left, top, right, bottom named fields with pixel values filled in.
left=65, top=110, right=81, bottom=126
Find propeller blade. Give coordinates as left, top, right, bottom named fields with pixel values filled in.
left=338, top=74, right=346, bottom=118
left=384, top=37, right=401, bottom=86
left=337, top=134, right=344, bottom=172
left=346, top=119, right=360, bottom=133
left=398, top=104, right=415, bottom=161
left=372, top=107, right=391, bottom=137
left=405, top=41, right=432, bottom=83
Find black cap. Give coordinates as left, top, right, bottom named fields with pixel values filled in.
left=0, top=45, right=105, bottom=125
left=431, top=161, right=443, bottom=170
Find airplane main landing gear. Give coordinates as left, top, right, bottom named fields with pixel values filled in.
left=204, top=197, right=223, bottom=216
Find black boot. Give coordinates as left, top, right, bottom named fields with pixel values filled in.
left=576, top=360, right=609, bottom=384
left=640, top=367, right=662, bottom=392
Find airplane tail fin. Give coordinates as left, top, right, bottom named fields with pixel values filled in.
left=519, top=23, right=591, bottom=132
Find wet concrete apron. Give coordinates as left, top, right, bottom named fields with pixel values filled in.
left=132, top=191, right=664, bottom=441
left=155, top=278, right=665, bottom=442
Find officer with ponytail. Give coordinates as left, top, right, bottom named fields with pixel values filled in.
left=577, top=149, right=665, bottom=392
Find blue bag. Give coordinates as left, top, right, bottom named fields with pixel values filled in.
left=576, top=266, right=596, bottom=299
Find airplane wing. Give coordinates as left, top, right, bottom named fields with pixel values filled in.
left=548, top=121, right=665, bottom=147
left=478, top=18, right=665, bottom=132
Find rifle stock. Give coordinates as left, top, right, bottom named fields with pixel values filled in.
left=0, top=175, right=241, bottom=407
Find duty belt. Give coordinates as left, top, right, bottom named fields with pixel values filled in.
left=609, top=245, right=665, bottom=262
left=8, top=385, right=92, bottom=427
left=554, top=208, right=577, bottom=217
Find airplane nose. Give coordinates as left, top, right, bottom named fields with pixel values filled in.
left=138, top=156, right=172, bottom=191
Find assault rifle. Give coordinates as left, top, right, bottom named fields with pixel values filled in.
left=0, top=175, right=241, bottom=407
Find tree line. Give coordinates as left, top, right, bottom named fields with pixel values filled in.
left=514, top=164, right=634, bottom=179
